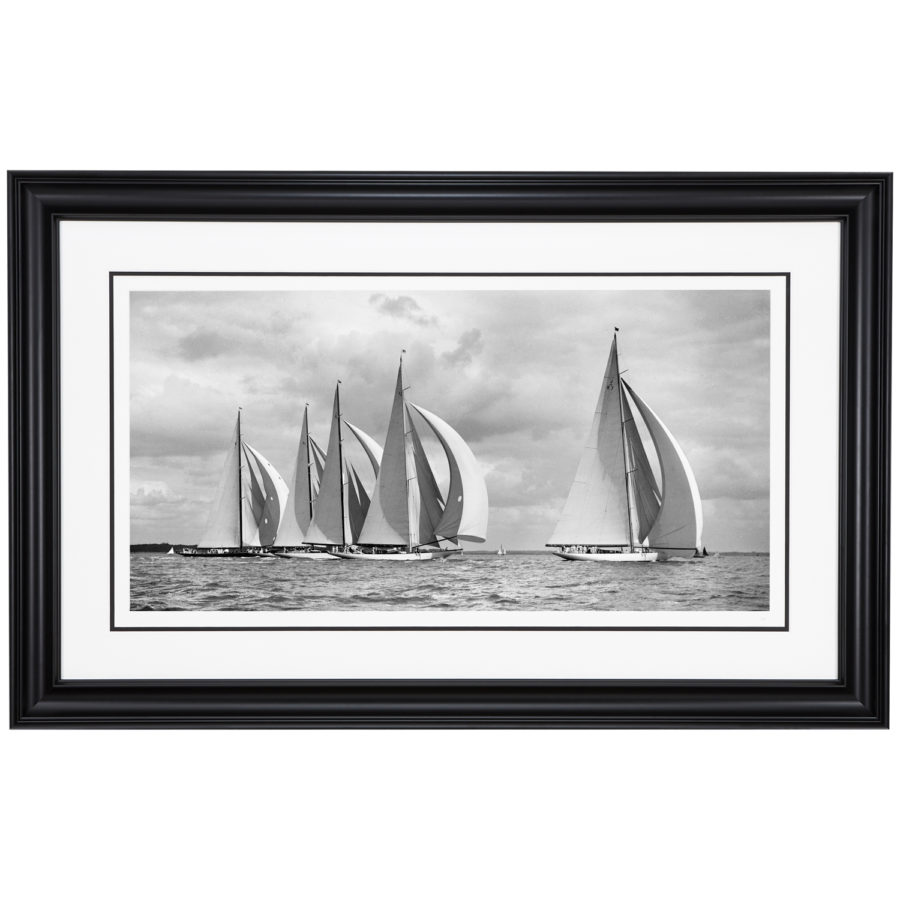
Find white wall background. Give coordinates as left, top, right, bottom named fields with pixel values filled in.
left=1, top=2, right=896, bottom=898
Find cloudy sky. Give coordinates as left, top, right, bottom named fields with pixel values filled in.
left=130, top=288, right=771, bottom=550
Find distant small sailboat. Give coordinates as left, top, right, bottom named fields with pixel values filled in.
left=332, top=353, right=489, bottom=561
left=166, top=547, right=175, bottom=555
left=497, top=544, right=507, bottom=556
left=180, top=410, right=289, bottom=558
left=300, top=382, right=384, bottom=555
left=547, top=331, right=702, bottom=562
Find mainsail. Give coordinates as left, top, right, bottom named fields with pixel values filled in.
left=358, top=356, right=488, bottom=548
left=274, top=405, right=321, bottom=546
left=304, top=386, right=351, bottom=546
left=548, top=339, right=632, bottom=546
left=198, top=412, right=289, bottom=549
left=357, top=364, right=422, bottom=547
left=304, top=384, right=384, bottom=546
left=623, top=381, right=703, bottom=557
left=198, top=417, right=242, bottom=548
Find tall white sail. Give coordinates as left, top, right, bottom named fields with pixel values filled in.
left=274, top=406, right=319, bottom=546
left=549, top=340, right=631, bottom=546
left=243, top=442, right=289, bottom=546
left=410, top=403, right=488, bottom=543
left=623, top=381, right=702, bottom=558
left=305, top=385, right=351, bottom=546
left=198, top=416, right=242, bottom=548
left=358, top=364, right=415, bottom=546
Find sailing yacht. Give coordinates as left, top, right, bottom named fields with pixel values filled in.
left=332, top=353, right=489, bottom=561
left=270, top=404, right=332, bottom=559
left=547, top=332, right=702, bottom=562
left=497, top=544, right=507, bottom=556
left=301, top=382, right=384, bottom=554
left=180, top=410, right=289, bottom=557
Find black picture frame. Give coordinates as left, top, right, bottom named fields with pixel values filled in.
left=8, top=171, right=891, bottom=728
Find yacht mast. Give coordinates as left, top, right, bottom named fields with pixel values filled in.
left=237, top=408, right=243, bottom=550
left=400, top=351, right=414, bottom=552
left=304, top=403, right=314, bottom=527
left=614, top=333, right=636, bottom=551
left=335, top=382, right=347, bottom=547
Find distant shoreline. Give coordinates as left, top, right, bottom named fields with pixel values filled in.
left=130, top=543, right=770, bottom=557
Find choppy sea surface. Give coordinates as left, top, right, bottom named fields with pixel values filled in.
left=130, top=552, right=769, bottom=612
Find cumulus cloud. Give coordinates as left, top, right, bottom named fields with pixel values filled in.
left=443, top=328, right=484, bottom=366
left=176, top=328, right=232, bottom=359
left=130, top=481, right=193, bottom=531
left=368, top=293, right=437, bottom=326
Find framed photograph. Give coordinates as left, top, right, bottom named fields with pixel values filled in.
left=8, top=171, right=890, bottom=727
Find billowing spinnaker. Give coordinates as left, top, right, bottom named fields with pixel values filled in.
left=305, top=387, right=351, bottom=545
left=623, top=381, right=702, bottom=557
left=243, top=442, right=289, bottom=546
left=409, top=402, right=488, bottom=543
left=408, top=414, right=444, bottom=546
left=358, top=365, right=413, bottom=546
left=622, top=391, right=661, bottom=543
left=198, top=418, right=242, bottom=548
left=548, top=341, right=631, bottom=546
left=274, top=407, right=317, bottom=546
left=344, top=420, right=383, bottom=476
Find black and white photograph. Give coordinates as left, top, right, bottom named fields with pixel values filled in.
left=5, top=2, right=896, bottom=898
left=128, top=282, right=777, bottom=618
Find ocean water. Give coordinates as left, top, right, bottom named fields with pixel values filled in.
left=130, top=552, right=769, bottom=612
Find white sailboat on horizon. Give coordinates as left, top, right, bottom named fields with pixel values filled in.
left=547, top=331, right=703, bottom=562
left=180, top=410, right=289, bottom=557
left=331, top=353, right=489, bottom=561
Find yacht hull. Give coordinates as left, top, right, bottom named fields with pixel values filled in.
left=330, top=549, right=461, bottom=562
left=177, top=548, right=273, bottom=559
left=271, top=549, right=338, bottom=560
left=553, top=550, right=658, bottom=562
left=654, top=548, right=701, bottom=561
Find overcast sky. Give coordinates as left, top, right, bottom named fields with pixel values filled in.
left=130, top=289, right=771, bottom=550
